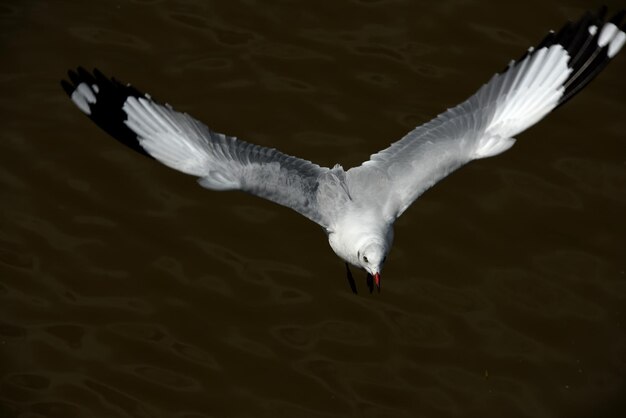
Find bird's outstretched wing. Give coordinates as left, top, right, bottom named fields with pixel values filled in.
left=61, top=68, right=335, bottom=227
left=347, top=8, right=625, bottom=221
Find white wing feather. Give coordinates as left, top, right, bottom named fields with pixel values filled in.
left=347, top=11, right=625, bottom=221
left=122, top=96, right=337, bottom=227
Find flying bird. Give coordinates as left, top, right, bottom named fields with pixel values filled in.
left=62, top=8, right=625, bottom=293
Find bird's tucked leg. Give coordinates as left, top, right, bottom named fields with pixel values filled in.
left=366, top=273, right=374, bottom=294
left=345, top=263, right=357, bottom=294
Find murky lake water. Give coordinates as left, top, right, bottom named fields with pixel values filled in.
left=1, top=1, right=625, bottom=417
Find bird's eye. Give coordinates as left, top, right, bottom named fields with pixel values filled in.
left=363, top=256, right=368, bottom=263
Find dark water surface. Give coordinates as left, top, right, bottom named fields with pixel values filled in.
left=1, top=1, right=625, bottom=417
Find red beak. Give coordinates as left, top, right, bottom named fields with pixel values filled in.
left=374, top=273, right=381, bottom=292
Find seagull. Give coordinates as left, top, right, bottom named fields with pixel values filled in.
left=62, top=8, right=625, bottom=294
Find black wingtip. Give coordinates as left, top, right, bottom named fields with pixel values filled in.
left=556, top=9, right=626, bottom=107
left=499, top=8, right=625, bottom=106
left=61, top=67, right=154, bottom=159
left=77, top=66, right=97, bottom=85
left=60, top=79, right=74, bottom=97
left=596, top=5, right=608, bottom=21
left=609, top=9, right=625, bottom=25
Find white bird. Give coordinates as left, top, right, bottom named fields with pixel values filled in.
left=62, top=8, right=625, bottom=293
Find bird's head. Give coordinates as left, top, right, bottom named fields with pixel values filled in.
left=357, top=241, right=387, bottom=290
